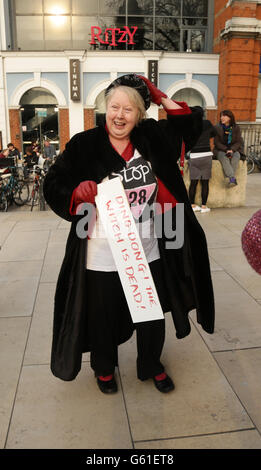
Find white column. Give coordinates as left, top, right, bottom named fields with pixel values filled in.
left=0, top=0, right=9, bottom=147
left=0, top=0, right=7, bottom=51
left=0, top=56, right=9, bottom=147
left=69, top=101, right=84, bottom=138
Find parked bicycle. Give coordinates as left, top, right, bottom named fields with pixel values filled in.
left=246, top=143, right=261, bottom=174
left=29, top=166, right=47, bottom=211
left=0, top=166, right=29, bottom=211
left=0, top=175, right=8, bottom=211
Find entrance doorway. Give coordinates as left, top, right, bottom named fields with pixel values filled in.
left=19, top=87, right=59, bottom=154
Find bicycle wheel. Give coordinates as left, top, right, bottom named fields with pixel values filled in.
left=39, top=179, right=46, bottom=211
left=247, top=157, right=255, bottom=174
left=0, top=191, right=8, bottom=212
left=27, top=187, right=39, bottom=206
left=256, top=158, right=261, bottom=172
left=30, top=188, right=39, bottom=212
left=13, top=181, right=29, bottom=205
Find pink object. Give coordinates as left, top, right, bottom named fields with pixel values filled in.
left=241, top=209, right=261, bottom=275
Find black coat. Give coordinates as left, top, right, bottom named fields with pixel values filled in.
left=213, top=123, right=245, bottom=159
left=43, top=110, right=215, bottom=381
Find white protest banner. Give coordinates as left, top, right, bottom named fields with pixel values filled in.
left=95, top=177, right=164, bottom=323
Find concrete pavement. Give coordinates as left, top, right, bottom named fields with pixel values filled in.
left=0, top=173, right=261, bottom=449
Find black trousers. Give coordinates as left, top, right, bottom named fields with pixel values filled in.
left=90, top=318, right=165, bottom=380
left=86, top=259, right=170, bottom=380
left=189, top=179, right=209, bottom=206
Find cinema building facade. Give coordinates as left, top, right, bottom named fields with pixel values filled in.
left=0, top=0, right=260, bottom=153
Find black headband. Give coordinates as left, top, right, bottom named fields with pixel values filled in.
left=105, top=74, right=151, bottom=110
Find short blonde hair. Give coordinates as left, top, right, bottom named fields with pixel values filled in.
left=105, top=85, right=146, bottom=124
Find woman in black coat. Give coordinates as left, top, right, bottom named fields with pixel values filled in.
left=43, top=74, right=215, bottom=394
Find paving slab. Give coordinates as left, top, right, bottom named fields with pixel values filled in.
left=5, top=366, right=132, bottom=449
left=118, top=315, right=253, bottom=442
left=209, top=246, right=261, bottom=300
left=195, top=213, right=241, bottom=249
left=58, top=219, right=71, bottom=230
left=209, top=256, right=223, bottom=272
left=0, top=230, right=50, bottom=262
left=190, top=271, right=261, bottom=352
left=214, top=349, right=261, bottom=434
left=135, top=429, right=261, bottom=449
left=0, top=317, right=30, bottom=449
left=0, top=260, right=42, bottom=318
left=24, top=283, right=56, bottom=366
left=13, top=218, right=60, bottom=232
left=0, top=220, right=16, bottom=246
left=40, top=231, right=68, bottom=283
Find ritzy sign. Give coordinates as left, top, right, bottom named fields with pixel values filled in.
left=90, top=26, right=138, bottom=47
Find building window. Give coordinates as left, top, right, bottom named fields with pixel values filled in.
left=172, top=88, right=205, bottom=107
left=12, top=0, right=212, bottom=52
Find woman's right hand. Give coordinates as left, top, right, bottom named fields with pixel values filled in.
left=73, top=180, right=97, bottom=205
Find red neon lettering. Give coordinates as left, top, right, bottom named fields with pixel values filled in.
left=118, top=29, right=128, bottom=43
left=90, top=26, right=108, bottom=45
left=90, top=26, right=138, bottom=46
left=105, top=28, right=120, bottom=47
left=124, top=26, right=138, bottom=45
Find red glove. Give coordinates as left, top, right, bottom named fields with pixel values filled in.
left=70, top=180, right=97, bottom=215
left=137, top=75, right=167, bottom=105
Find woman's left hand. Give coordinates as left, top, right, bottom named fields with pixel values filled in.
left=137, top=75, right=167, bottom=105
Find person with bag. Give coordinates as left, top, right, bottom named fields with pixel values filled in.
left=43, top=74, right=215, bottom=395
left=213, top=110, right=244, bottom=187
left=188, top=107, right=217, bottom=213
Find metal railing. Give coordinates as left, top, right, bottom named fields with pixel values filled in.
left=238, top=123, right=261, bottom=153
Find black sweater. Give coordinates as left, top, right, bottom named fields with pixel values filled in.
left=190, top=120, right=216, bottom=154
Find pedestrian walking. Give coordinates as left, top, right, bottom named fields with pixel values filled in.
left=43, top=74, right=215, bottom=394
left=43, top=140, right=56, bottom=169
left=188, top=107, right=216, bottom=213
left=213, top=110, right=244, bottom=187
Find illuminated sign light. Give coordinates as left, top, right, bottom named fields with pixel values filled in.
left=90, top=26, right=138, bottom=47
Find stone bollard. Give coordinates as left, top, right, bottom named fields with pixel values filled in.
left=183, top=160, right=247, bottom=208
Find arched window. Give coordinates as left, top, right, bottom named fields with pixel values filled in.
left=172, top=88, right=205, bottom=107
left=20, top=87, right=59, bottom=153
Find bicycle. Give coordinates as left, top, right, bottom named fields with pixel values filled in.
left=0, top=166, right=29, bottom=209
left=0, top=175, right=8, bottom=212
left=29, top=166, right=47, bottom=211
left=246, top=143, right=261, bottom=174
